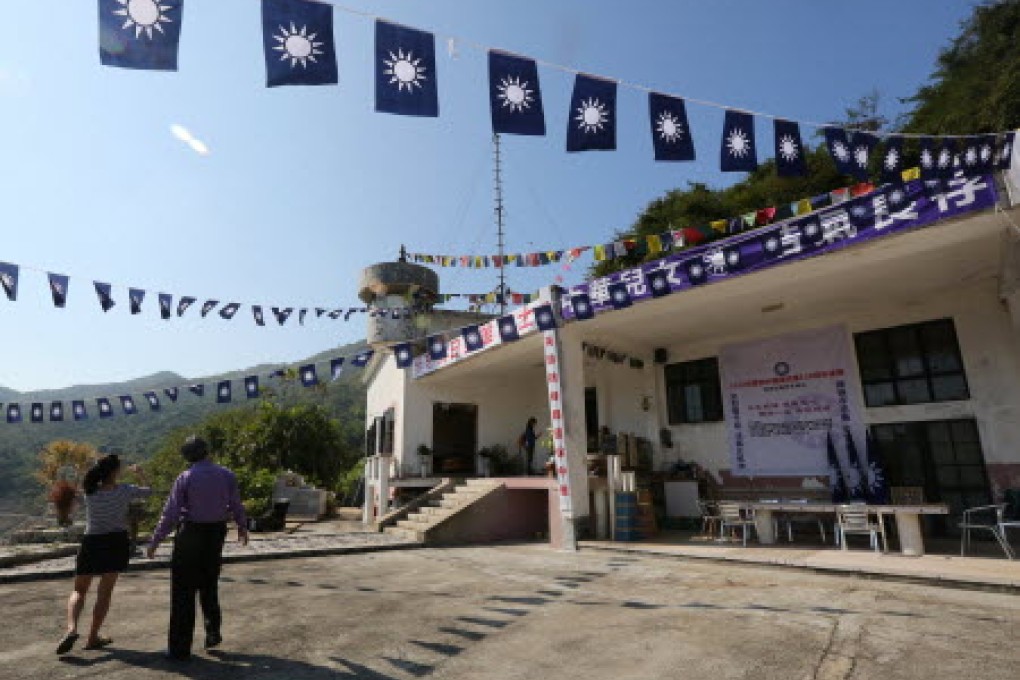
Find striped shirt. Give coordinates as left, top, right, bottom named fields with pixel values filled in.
left=84, top=484, right=152, bottom=536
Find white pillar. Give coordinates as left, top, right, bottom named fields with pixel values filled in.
left=362, top=457, right=376, bottom=525
left=557, top=325, right=592, bottom=548
left=376, top=456, right=391, bottom=519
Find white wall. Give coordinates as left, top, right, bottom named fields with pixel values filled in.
left=584, top=355, right=659, bottom=449
left=653, top=278, right=1020, bottom=480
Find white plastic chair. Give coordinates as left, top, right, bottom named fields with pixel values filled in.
left=697, top=500, right=722, bottom=538
left=959, top=504, right=1015, bottom=560
left=836, top=505, right=887, bottom=553
left=717, top=502, right=756, bottom=547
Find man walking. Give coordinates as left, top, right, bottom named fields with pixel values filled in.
left=147, top=436, right=248, bottom=660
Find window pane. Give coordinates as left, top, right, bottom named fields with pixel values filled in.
left=897, top=378, right=932, bottom=404
left=931, top=441, right=955, bottom=465
left=953, top=442, right=983, bottom=465
left=684, top=385, right=704, bottom=422
left=921, top=321, right=963, bottom=374
left=889, top=328, right=925, bottom=377
left=936, top=466, right=960, bottom=487
left=864, top=383, right=897, bottom=407
left=950, top=420, right=979, bottom=443
left=665, top=358, right=721, bottom=424
left=856, top=334, right=892, bottom=381
left=927, top=421, right=950, bottom=442
left=932, top=375, right=968, bottom=402
left=959, top=466, right=987, bottom=488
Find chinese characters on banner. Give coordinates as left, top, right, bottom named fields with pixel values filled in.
left=412, top=303, right=539, bottom=378
left=542, top=329, right=573, bottom=516
left=719, top=325, right=865, bottom=477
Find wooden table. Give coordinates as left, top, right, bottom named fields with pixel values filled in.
left=745, top=502, right=949, bottom=556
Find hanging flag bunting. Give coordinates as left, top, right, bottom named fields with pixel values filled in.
left=158, top=293, right=172, bottom=320
left=462, top=325, right=484, bottom=352
left=646, top=268, right=671, bottom=298
left=299, top=309, right=308, bottom=325
left=608, top=282, right=631, bottom=309
left=844, top=427, right=865, bottom=501
left=97, top=398, right=114, bottom=419
left=252, top=305, right=266, bottom=326
left=720, top=109, right=757, bottom=172
left=143, top=392, right=160, bottom=410
left=315, top=308, right=326, bottom=318
left=571, top=293, right=594, bottom=320
left=773, top=119, right=806, bottom=177
left=567, top=74, right=616, bottom=152
left=864, top=429, right=890, bottom=504
left=497, top=315, right=519, bottom=342
left=99, top=0, right=183, bottom=71
left=216, top=380, right=232, bottom=403
left=30, top=403, right=44, bottom=423
left=959, top=136, right=981, bottom=174
left=120, top=395, right=137, bottom=415
left=299, top=364, right=318, bottom=386
left=272, top=307, right=293, bottom=325
left=827, top=431, right=847, bottom=503
left=129, top=288, right=145, bottom=314
left=880, top=135, right=904, bottom=183
left=6, top=404, right=21, bottom=424
left=649, top=92, right=695, bottom=161
left=50, top=402, right=64, bottom=422
left=918, top=136, right=937, bottom=179
left=533, top=304, right=557, bottom=331
left=488, top=51, right=545, bottom=136
left=998, top=132, right=1015, bottom=170
left=974, top=134, right=997, bottom=174
left=262, top=0, right=338, bottom=87
left=48, top=273, right=69, bottom=308
left=849, top=132, right=877, bottom=181
left=823, top=127, right=855, bottom=175
left=350, top=350, right=374, bottom=367
left=72, top=400, right=87, bottom=421
left=375, top=20, right=438, bottom=117
left=164, top=387, right=178, bottom=402
left=177, top=296, right=196, bottom=316
left=94, top=282, right=116, bottom=312
left=200, top=300, right=218, bottom=317
left=268, top=368, right=286, bottom=379
left=0, top=262, right=19, bottom=301
left=936, top=137, right=957, bottom=179
left=188, top=384, right=205, bottom=397
left=427, top=335, right=447, bottom=361
left=330, top=357, right=344, bottom=380
left=245, top=375, right=260, bottom=398
left=393, top=343, right=414, bottom=369
left=219, top=303, right=241, bottom=319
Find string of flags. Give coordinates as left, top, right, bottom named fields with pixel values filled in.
left=95, top=1, right=1016, bottom=177
left=1, top=348, right=376, bottom=425
left=408, top=178, right=885, bottom=268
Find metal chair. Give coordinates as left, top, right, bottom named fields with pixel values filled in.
left=697, top=500, right=722, bottom=538
left=959, top=504, right=1015, bottom=560
left=836, top=505, right=887, bottom=553
left=717, top=502, right=756, bottom=547
left=776, top=513, right=828, bottom=543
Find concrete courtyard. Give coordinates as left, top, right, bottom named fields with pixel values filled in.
left=1, top=544, right=1017, bottom=679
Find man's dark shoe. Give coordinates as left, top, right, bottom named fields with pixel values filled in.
left=163, top=650, right=191, bottom=662
left=205, top=633, right=223, bottom=650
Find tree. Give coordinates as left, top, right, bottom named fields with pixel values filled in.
left=34, top=440, right=98, bottom=489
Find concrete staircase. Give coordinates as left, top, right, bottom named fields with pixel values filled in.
left=383, top=479, right=504, bottom=543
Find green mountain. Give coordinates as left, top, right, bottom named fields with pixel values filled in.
left=0, top=341, right=370, bottom=512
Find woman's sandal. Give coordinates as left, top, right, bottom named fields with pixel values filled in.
left=83, top=636, right=113, bottom=651
left=55, top=632, right=79, bottom=655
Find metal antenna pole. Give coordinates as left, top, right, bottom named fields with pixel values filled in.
left=493, top=133, right=507, bottom=316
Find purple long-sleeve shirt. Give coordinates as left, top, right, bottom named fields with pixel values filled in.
left=151, top=459, right=247, bottom=545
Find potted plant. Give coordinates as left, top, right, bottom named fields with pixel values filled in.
left=417, top=444, right=433, bottom=478
left=49, top=481, right=77, bottom=527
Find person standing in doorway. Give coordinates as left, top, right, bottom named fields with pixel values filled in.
left=147, top=436, right=248, bottom=661
left=520, top=417, right=538, bottom=475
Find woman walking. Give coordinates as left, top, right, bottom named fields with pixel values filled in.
left=56, top=454, right=151, bottom=655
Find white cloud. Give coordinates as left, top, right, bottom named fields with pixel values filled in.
left=169, top=123, right=211, bottom=157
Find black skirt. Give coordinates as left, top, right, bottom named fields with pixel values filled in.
left=75, top=530, right=130, bottom=576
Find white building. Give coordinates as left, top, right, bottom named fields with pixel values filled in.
left=363, top=162, right=1020, bottom=551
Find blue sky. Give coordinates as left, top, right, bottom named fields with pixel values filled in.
left=0, top=0, right=974, bottom=392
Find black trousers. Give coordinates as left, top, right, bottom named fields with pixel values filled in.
left=169, top=522, right=227, bottom=657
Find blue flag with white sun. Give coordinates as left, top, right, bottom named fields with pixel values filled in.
left=217, top=380, right=232, bottom=404
left=720, top=110, right=757, bottom=172
left=848, top=132, right=877, bottom=181
left=375, top=21, right=438, bottom=117
left=99, top=0, right=183, bottom=71
left=774, top=119, right=806, bottom=177
left=263, top=0, right=338, bottom=87
left=880, top=136, right=904, bottom=183
left=824, top=127, right=856, bottom=176
left=488, top=51, right=545, bottom=136
left=0, top=262, right=18, bottom=301
left=567, top=74, right=616, bottom=152
left=48, top=273, right=69, bottom=308
left=649, top=93, right=694, bottom=162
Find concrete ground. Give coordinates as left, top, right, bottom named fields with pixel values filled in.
left=1, top=544, right=1018, bottom=680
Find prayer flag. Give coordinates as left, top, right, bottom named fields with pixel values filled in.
left=375, top=20, right=438, bottom=117
left=0, top=262, right=18, bottom=301
left=720, top=109, right=757, bottom=172
left=99, top=0, right=183, bottom=71
left=488, top=51, right=545, bottom=136
left=48, top=273, right=69, bottom=308
left=567, top=74, right=616, bottom=152
left=94, top=282, right=116, bottom=312
left=646, top=234, right=663, bottom=253
left=774, top=119, right=806, bottom=176
left=263, top=0, right=338, bottom=87
left=649, top=92, right=695, bottom=161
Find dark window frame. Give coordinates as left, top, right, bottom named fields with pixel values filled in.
left=854, top=318, right=970, bottom=408
left=664, top=357, right=724, bottom=424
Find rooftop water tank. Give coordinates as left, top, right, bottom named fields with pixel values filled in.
left=358, top=261, right=439, bottom=347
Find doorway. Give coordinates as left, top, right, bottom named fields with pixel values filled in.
left=871, top=418, right=991, bottom=534
left=432, top=403, right=478, bottom=475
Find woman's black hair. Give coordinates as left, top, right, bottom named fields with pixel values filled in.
left=83, top=454, right=121, bottom=496
left=181, top=435, right=209, bottom=463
